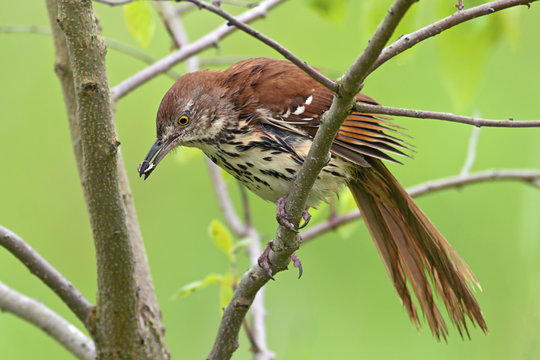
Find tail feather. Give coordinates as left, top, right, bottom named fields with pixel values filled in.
left=348, top=160, right=487, bottom=340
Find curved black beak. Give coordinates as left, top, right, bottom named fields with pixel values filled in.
left=138, top=138, right=173, bottom=180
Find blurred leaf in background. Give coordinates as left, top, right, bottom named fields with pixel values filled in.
left=123, top=0, right=155, bottom=48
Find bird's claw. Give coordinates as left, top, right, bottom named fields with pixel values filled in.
left=258, top=241, right=275, bottom=280
left=298, top=210, right=311, bottom=230
left=257, top=240, right=303, bottom=279
left=291, top=252, right=303, bottom=279
left=276, top=196, right=311, bottom=232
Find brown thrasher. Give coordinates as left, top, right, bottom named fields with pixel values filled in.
left=138, top=57, right=487, bottom=339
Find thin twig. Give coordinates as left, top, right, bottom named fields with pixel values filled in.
left=106, top=37, right=181, bottom=79
left=153, top=2, right=182, bottom=48
left=207, top=159, right=248, bottom=236
left=182, top=0, right=337, bottom=92
left=239, top=184, right=253, bottom=228
left=0, top=281, right=96, bottom=360
left=301, top=169, right=540, bottom=241
left=355, top=103, right=540, bottom=128
left=93, top=0, right=133, bottom=6
left=112, top=0, right=285, bottom=100
left=460, top=125, right=481, bottom=177
left=0, top=226, right=93, bottom=326
left=206, top=159, right=274, bottom=359
left=217, top=0, right=260, bottom=7
left=0, top=25, right=180, bottom=79
left=207, top=1, right=417, bottom=359
left=242, top=318, right=261, bottom=353
left=160, top=1, right=200, bottom=72
left=369, top=0, right=538, bottom=76
left=174, top=2, right=196, bottom=15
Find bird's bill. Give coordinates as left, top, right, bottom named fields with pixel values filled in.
left=138, top=138, right=176, bottom=180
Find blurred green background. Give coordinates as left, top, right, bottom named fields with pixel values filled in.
left=1, top=0, right=540, bottom=359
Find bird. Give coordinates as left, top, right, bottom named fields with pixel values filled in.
left=138, top=57, right=487, bottom=340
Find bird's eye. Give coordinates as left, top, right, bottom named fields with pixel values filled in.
left=177, top=115, right=190, bottom=126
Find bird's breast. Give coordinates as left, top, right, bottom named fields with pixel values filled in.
left=198, top=127, right=350, bottom=207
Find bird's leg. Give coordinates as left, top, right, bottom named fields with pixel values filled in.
left=276, top=196, right=312, bottom=231
left=298, top=209, right=311, bottom=229
left=257, top=240, right=304, bottom=279
left=276, top=196, right=297, bottom=232
left=257, top=240, right=275, bottom=280
left=290, top=253, right=303, bottom=279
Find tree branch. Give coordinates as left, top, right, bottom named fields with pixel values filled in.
left=0, top=25, right=180, bottom=79
left=460, top=126, right=481, bottom=177
left=207, top=160, right=274, bottom=359
left=207, top=160, right=248, bottom=236
left=355, top=103, right=540, bottom=127
left=51, top=0, right=169, bottom=358
left=207, top=1, right=417, bottom=359
left=47, top=0, right=168, bottom=357
left=369, top=0, right=538, bottom=76
left=182, top=0, right=337, bottom=92
left=0, top=281, right=96, bottom=360
left=0, top=226, right=92, bottom=327
left=301, top=169, right=540, bottom=241
left=112, top=0, right=285, bottom=100
left=169, top=8, right=272, bottom=353
left=93, top=0, right=134, bottom=6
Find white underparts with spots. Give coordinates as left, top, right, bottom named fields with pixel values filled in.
left=196, top=126, right=350, bottom=208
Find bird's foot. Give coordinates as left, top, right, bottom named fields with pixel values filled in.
left=258, top=241, right=275, bottom=280
left=276, top=196, right=312, bottom=232
left=257, top=240, right=303, bottom=279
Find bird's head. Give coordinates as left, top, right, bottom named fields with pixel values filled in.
left=138, top=70, right=236, bottom=179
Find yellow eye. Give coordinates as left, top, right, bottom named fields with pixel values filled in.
left=177, top=115, right=190, bottom=126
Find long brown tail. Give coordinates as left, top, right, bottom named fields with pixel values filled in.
left=348, top=159, right=487, bottom=340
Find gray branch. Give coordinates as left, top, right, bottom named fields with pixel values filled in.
left=370, top=0, right=539, bottom=76
left=111, top=0, right=285, bottom=100
left=355, top=103, right=540, bottom=127
left=206, top=159, right=274, bottom=360
left=0, top=25, right=180, bottom=79
left=183, top=0, right=337, bottom=91
left=0, top=281, right=96, bottom=360
left=302, top=169, right=540, bottom=241
left=0, top=226, right=92, bottom=327
left=207, top=1, right=417, bottom=359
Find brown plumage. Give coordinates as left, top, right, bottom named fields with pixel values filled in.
left=139, top=57, right=487, bottom=339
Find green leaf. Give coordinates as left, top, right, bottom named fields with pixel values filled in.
left=209, top=220, right=234, bottom=262
left=123, top=0, right=155, bottom=48
left=219, top=270, right=235, bottom=313
left=303, top=0, right=348, bottom=23
left=173, top=273, right=223, bottom=298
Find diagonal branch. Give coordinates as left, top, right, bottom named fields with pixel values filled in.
left=369, top=0, right=538, bottom=76
left=206, top=159, right=274, bottom=360
left=170, top=7, right=272, bottom=355
left=355, top=103, right=540, bottom=127
left=112, top=0, right=285, bottom=100
left=0, top=25, right=180, bottom=79
left=0, top=281, right=96, bottom=360
left=301, top=169, right=540, bottom=241
left=182, top=0, right=337, bottom=91
left=0, top=226, right=92, bottom=327
left=207, top=1, right=417, bottom=359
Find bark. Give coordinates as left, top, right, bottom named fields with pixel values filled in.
left=46, top=0, right=168, bottom=358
